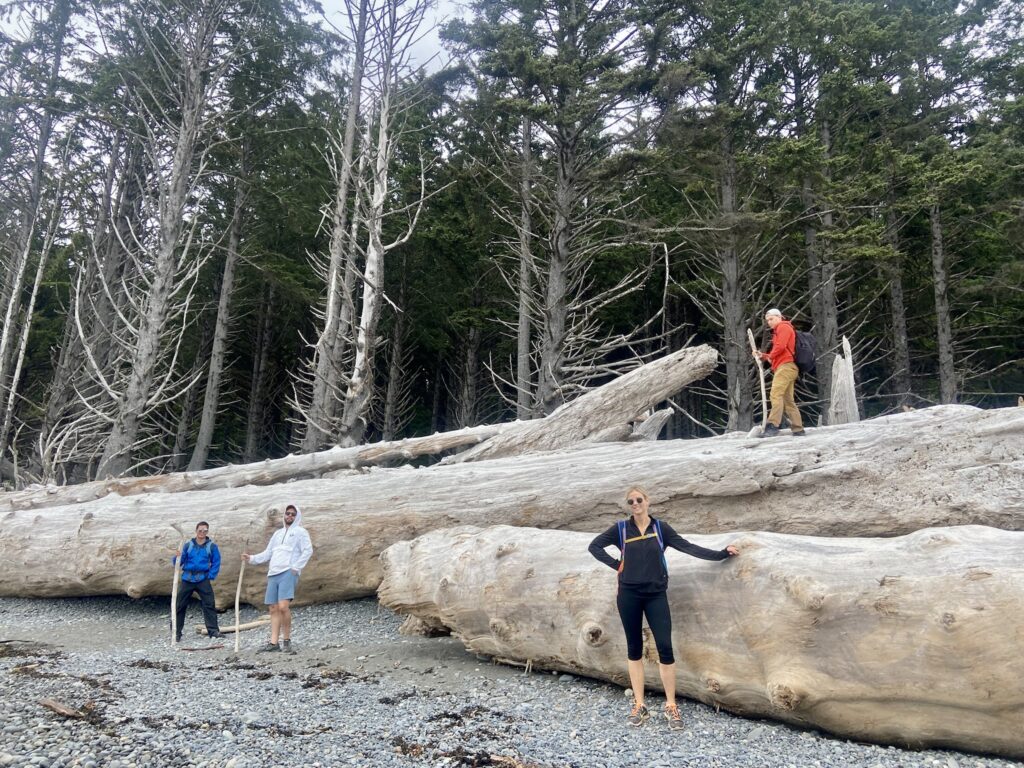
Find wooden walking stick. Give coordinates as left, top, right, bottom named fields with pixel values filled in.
left=748, top=328, right=768, bottom=432
left=170, top=523, right=189, bottom=648
left=234, top=542, right=248, bottom=653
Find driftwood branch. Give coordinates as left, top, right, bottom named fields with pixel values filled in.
left=197, top=617, right=269, bottom=635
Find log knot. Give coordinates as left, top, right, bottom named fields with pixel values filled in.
left=767, top=682, right=803, bottom=711
left=580, top=621, right=606, bottom=648
left=495, top=543, right=517, bottom=559
left=489, top=618, right=514, bottom=642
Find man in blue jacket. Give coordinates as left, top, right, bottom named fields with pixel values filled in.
left=173, top=521, right=224, bottom=641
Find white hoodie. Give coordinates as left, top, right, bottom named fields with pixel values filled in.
left=250, top=504, right=313, bottom=577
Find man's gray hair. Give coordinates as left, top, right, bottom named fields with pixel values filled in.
left=765, top=308, right=783, bottom=318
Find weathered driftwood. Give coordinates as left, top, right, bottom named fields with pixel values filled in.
left=1, top=346, right=716, bottom=513
left=747, top=328, right=768, bottom=430
left=445, top=346, right=718, bottom=462
left=38, top=699, right=85, bottom=719
left=196, top=617, right=269, bottom=635
left=1, top=404, right=1021, bottom=605
left=0, top=424, right=506, bottom=513
left=378, top=524, right=1024, bottom=759
left=827, top=336, right=859, bottom=426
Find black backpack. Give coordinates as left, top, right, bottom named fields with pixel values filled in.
left=794, top=330, right=817, bottom=377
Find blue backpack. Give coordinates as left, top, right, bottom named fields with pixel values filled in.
left=616, top=519, right=668, bottom=575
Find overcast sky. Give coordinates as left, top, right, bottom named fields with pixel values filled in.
left=316, top=0, right=466, bottom=71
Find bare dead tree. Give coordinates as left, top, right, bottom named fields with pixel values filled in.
left=0, top=0, right=74, bottom=477
left=71, top=0, right=244, bottom=478
left=330, top=0, right=434, bottom=447
left=299, top=0, right=370, bottom=453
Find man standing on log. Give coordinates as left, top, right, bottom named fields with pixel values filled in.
left=755, top=308, right=806, bottom=437
left=243, top=504, right=313, bottom=653
left=173, top=521, right=224, bottom=641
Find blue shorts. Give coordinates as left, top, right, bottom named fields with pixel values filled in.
left=265, top=570, right=298, bottom=604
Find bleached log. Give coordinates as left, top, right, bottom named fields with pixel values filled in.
left=2, top=346, right=716, bottom=513
left=827, top=336, right=859, bottom=425
left=628, top=408, right=672, bottom=441
left=379, top=524, right=1024, bottom=759
left=445, top=346, right=718, bottom=462
left=0, top=404, right=1021, bottom=605
left=0, top=423, right=507, bottom=513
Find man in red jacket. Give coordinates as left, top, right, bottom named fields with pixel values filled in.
left=755, top=308, right=805, bottom=437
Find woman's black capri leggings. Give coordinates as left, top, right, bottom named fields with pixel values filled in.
left=616, top=585, right=674, bottom=664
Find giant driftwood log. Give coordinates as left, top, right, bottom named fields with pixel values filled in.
left=1, top=346, right=716, bottom=512
left=378, top=524, right=1024, bottom=759
left=1, top=404, right=1021, bottom=605
left=445, top=347, right=717, bottom=463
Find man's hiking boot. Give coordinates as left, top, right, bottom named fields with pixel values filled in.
left=758, top=424, right=780, bottom=438
left=208, top=630, right=225, bottom=639
left=791, top=429, right=807, bottom=437
left=627, top=703, right=650, bottom=727
left=256, top=642, right=281, bottom=653
left=664, top=703, right=684, bottom=730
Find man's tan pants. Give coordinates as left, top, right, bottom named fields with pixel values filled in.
left=768, top=362, right=804, bottom=431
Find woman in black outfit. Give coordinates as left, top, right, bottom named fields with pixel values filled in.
left=588, top=486, right=739, bottom=729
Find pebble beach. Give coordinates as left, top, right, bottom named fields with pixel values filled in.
left=0, top=596, right=1019, bottom=768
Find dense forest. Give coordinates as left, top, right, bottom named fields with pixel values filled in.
left=1, top=0, right=1021, bottom=486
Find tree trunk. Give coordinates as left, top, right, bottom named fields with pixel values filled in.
left=536, top=127, right=575, bottom=415
left=718, top=136, right=752, bottom=432
left=301, top=0, right=368, bottom=453
left=379, top=524, right=1024, bottom=760
left=243, top=284, right=274, bottom=462
left=2, top=404, right=1021, bottom=605
left=189, top=175, right=246, bottom=470
left=381, top=279, right=410, bottom=442
left=454, top=325, right=482, bottom=429
left=929, top=202, right=956, bottom=403
left=516, top=116, right=535, bottom=419
left=885, top=208, right=912, bottom=405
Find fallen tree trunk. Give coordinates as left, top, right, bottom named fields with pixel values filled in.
left=445, top=346, right=717, bottom=463
left=378, top=524, right=1024, bottom=759
left=1, top=346, right=717, bottom=512
left=0, top=404, right=1021, bottom=605
left=0, top=423, right=507, bottom=513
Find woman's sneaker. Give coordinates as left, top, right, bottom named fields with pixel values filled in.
left=664, top=703, right=684, bottom=730
left=627, top=703, right=650, bottom=726
left=256, top=642, right=281, bottom=653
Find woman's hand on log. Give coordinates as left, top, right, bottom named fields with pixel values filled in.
left=725, top=545, right=739, bottom=556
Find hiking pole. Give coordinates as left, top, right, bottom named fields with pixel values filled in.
left=170, top=523, right=188, bottom=648
left=234, top=541, right=248, bottom=653
left=748, top=328, right=768, bottom=433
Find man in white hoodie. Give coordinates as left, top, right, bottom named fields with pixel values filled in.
left=243, top=504, right=313, bottom=653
